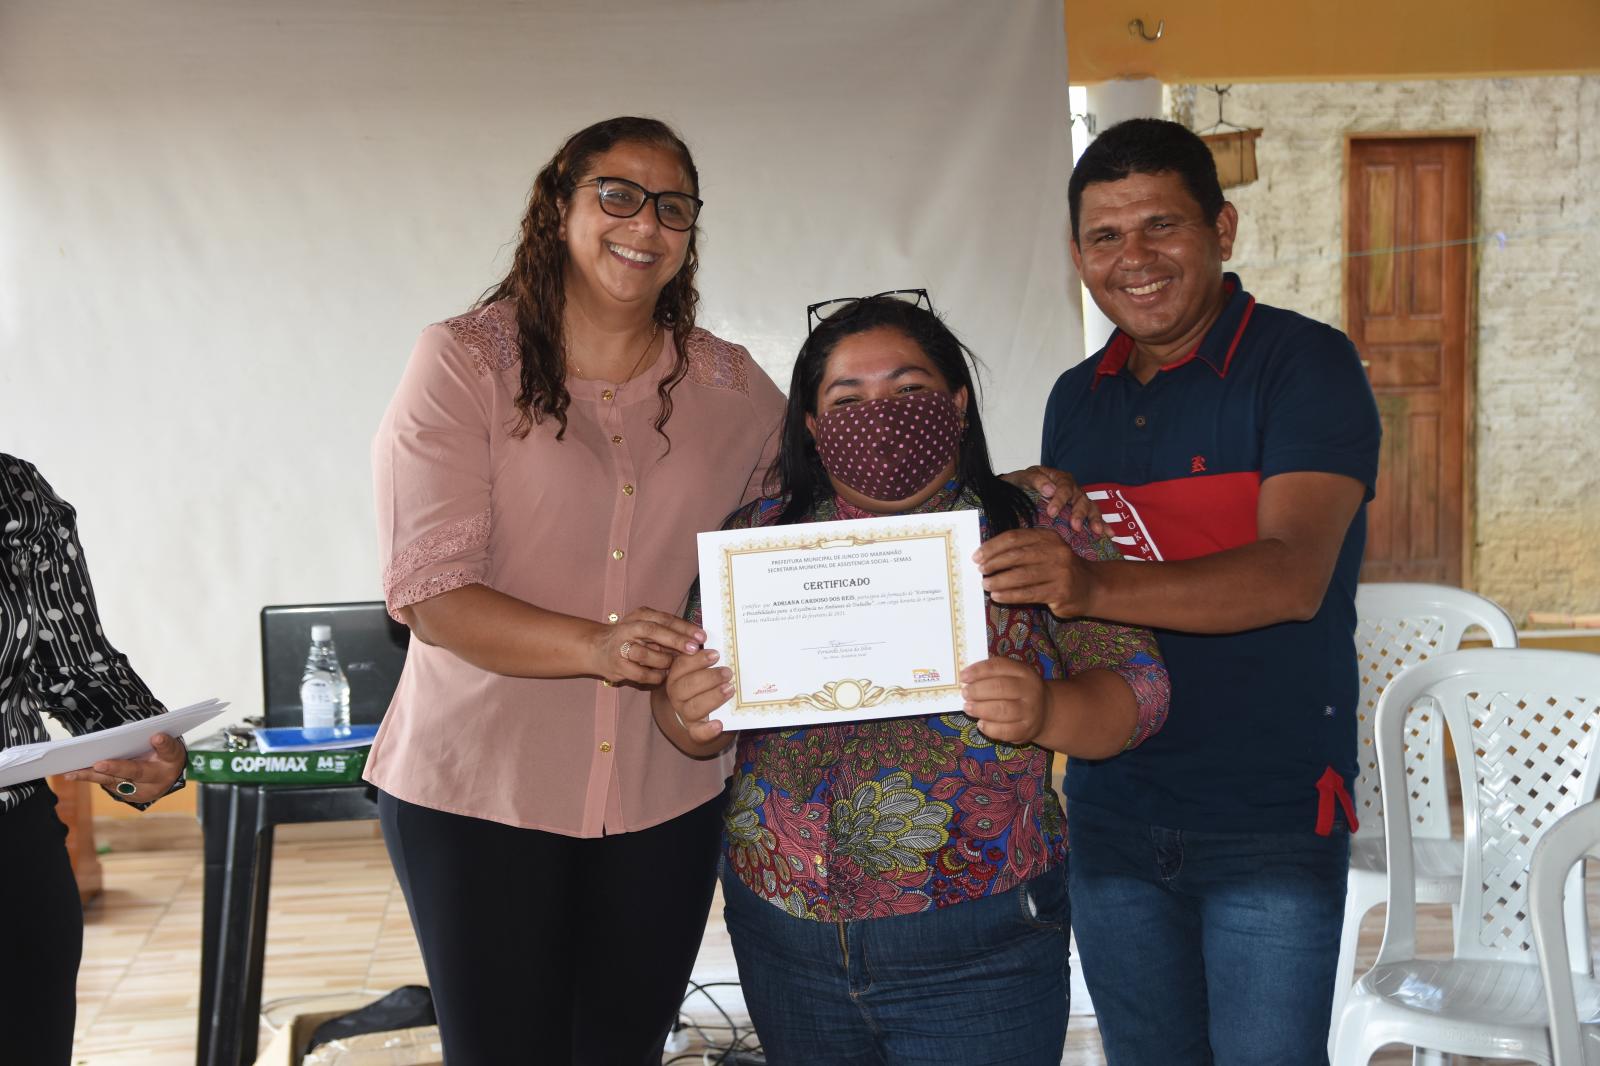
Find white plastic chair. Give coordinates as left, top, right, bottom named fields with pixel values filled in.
left=1530, top=800, right=1600, bottom=1065
left=1331, top=584, right=1519, bottom=1057
left=1333, top=648, right=1600, bottom=1065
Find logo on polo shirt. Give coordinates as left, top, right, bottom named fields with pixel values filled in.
left=1191, top=455, right=1207, bottom=474
left=1086, top=488, right=1162, bottom=562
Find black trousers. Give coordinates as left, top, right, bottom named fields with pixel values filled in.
left=378, top=787, right=726, bottom=1066
left=0, top=787, right=84, bottom=1066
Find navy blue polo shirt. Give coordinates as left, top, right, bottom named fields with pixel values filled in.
left=1043, top=274, right=1381, bottom=834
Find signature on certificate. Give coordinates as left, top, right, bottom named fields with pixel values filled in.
left=803, top=638, right=886, bottom=662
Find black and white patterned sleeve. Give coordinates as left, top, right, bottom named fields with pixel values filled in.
left=2, top=457, right=166, bottom=737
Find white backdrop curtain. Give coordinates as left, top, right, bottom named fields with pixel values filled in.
left=0, top=0, right=1081, bottom=717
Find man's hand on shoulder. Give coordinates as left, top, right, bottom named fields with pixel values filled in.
left=998, top=466, right=1107, bottom=533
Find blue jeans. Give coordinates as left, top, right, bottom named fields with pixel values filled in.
left=1067, top=799, right=1349, bottom=1066
left=721, top=862, right=1071, bottom=1066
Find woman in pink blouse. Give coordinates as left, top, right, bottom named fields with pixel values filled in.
left=367, top=116, right=787, bottom=1065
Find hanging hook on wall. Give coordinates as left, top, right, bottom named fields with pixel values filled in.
left=1198, top=85, right=1247, bottom=133
left=1128, top=18, right=1164, bottom=42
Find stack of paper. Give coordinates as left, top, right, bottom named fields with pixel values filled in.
left=0, top=698, right=230, bottom=789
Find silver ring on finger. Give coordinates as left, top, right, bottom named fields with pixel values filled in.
left=619, top=640, right=634, bottom=663
left=115, top=779, right=138, bottom=797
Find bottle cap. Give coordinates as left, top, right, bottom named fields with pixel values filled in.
left=311, top=624, right=332, bottom=641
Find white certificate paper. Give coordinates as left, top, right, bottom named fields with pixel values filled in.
left=697, top=511, right=987, bottom=728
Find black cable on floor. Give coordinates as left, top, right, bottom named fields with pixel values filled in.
left=668, top=979, right=763, bottom=1065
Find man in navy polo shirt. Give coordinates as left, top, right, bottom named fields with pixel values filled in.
left=977, top=118, right=1381, bottom=1064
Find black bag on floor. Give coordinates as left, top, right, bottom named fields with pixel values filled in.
left=304, top=985, right=437, bottom=1056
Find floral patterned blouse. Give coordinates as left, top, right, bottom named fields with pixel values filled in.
left=703, top=483, right=1170, bottom=922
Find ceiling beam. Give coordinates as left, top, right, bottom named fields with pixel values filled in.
left=1067, top=1, right=1600, bottom=84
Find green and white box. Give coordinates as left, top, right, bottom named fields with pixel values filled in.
left=188, top=747, right=369, bottom=785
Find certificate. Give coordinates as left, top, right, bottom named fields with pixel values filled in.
left=697, top=511, right=987, bottom=728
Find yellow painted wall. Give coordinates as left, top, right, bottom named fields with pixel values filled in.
left=1068, top=1, right=1600, bottom=83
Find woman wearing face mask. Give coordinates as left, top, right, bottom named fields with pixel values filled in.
left=654, top=293, right=1171, bottom=1065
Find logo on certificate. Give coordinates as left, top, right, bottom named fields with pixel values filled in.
left=911, top=668, right=941, bottom=685
left=753, top=682, right=778, bottom=695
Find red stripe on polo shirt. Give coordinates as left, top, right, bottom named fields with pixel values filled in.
left=1218, top=297, right=1257, bottom=376
left=1084, top=471, right=1260, bottom=563
left=1091, top=288, right=1256, bottom=385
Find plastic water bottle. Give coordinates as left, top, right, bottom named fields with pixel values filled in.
left=299, top=624, right=351, bottom=731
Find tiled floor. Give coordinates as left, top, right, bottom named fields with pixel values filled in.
left=71, top=815, right=1590, bottom=1065
left=71, top=816, right=758, bottom=1066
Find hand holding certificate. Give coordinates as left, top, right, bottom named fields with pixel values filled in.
left=696, top=511, right=987, bottom=729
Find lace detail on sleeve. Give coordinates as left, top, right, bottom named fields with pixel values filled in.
left=444, top=302, right=519, bottom=378
left=383, top=509, right=491, bottom=610
left=684, top=328, right=751, bottom=394
left=387, top=568, right=484, bottom=618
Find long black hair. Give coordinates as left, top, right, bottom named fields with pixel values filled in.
left=770, top=296, right=1035, bottom=533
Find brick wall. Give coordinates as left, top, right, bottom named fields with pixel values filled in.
left=1167, top=77, right=1600, bottom=623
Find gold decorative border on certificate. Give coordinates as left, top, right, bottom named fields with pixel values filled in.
left=715, top=521, right=971, bottom=718
left=793, top=679, right=906, bottom=712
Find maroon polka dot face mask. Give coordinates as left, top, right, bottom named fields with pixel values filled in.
left=812, top=389, right=964, bottom=502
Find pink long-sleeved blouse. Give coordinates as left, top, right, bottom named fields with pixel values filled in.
left=367, top=300, right=785, bottom=835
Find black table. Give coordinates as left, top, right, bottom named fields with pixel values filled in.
left=195, top=781, right=380, bottom=1066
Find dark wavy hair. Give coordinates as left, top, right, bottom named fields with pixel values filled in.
left=477, top=116, right=701, bottom=439
left=771, top=297, right=1035, bottom=533
left=1068, top=117, right=1225, bottom=241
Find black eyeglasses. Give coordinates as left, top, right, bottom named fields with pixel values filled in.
left=574, top=176, right=703, bottom=232
left=806, top=289, right=932, bottom=334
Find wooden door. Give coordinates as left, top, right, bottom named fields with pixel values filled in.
left=1345, top=136, right=1473, bottom=584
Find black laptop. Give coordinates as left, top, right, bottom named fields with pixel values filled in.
left=259, top=602, right=410, bottom=727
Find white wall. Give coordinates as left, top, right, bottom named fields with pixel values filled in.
left=0, top=0, right=1081, bottom=718
left=1072, top=77, right=1164, bottom=357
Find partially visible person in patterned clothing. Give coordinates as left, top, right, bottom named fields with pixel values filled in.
left=1, top=455, right=189, bottom=1066
left=653, top=294, right=1170, bottom=1066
